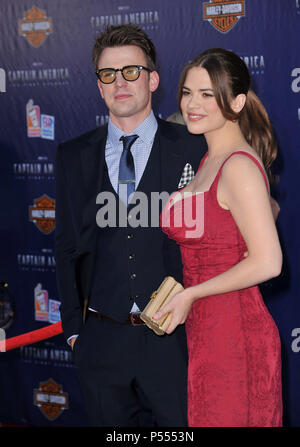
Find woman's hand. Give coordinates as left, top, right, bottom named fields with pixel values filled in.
left=153, top=287, right=195, bottom=334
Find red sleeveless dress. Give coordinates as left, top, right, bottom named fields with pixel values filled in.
left=161, top=151, right=282, bottom=427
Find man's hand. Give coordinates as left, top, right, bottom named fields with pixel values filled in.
left=69, top=336, right=78, bottom=350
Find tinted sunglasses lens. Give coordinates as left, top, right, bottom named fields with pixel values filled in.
left=99, top=69, right=116, bottom=83
left=123, top=66, right=140, bottom=81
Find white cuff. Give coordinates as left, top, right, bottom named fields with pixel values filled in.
left=67, top=334, right=78, bottom=346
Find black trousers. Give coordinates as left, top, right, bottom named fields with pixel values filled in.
left=72, top=312, right=188, bottom=427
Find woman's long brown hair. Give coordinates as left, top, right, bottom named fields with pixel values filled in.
left=178, top=48, right=278, bottom=183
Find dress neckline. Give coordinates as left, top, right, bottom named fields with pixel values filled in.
left=168, top=150, right=269, bottom=209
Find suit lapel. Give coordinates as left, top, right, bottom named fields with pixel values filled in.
left=80, top=126, right=107, bottom=195
left=158, top=119, right=207, bottom=194
left=158, top=120, right=188, bottom=194
left=78, top=126, right=107, bottom=253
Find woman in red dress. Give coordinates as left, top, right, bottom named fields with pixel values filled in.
left=157, top=48, right=282, bottom=427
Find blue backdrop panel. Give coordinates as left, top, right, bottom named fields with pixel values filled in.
left=0, top=0, right=299, bottom=426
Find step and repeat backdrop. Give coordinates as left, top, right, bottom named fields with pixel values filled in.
left=0, top=0, right=299, bottom=427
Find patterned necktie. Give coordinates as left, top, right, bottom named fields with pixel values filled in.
left=118, top=134, right=139, bottom=205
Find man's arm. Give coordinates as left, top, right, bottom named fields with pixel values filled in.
left=55, top=144, right=84, bottom=342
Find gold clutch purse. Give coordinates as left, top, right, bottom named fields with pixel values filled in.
left=140, top=276, right=183, bottom=335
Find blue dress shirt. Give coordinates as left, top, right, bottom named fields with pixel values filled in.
left=105, top=110, right=158, bottom=193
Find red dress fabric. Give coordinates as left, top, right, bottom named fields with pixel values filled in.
left=161, top=151, right=282, bottom=427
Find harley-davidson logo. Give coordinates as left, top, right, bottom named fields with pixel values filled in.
left=33, top=378, right=68, bottom=421
left=203, top=0, right=245, bottom=33
left=19, top=7, right=53, bottom=47
left=29, top=195, right=56, bottom=234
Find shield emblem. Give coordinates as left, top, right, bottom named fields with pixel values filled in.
left=203, top=0, right=245, bottom=33
left=19, top=7, right=53, bottom=48
left=29, top=194, right=56, bottom=235
left=34, top=378, right=68, bottom=421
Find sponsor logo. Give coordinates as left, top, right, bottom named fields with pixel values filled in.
left=0, top=68, right=6, bottom=92
left=96, top=191, right=205, bottom=239
left=291, top=68, right=300, bottom=93
left=17, top=249, right=56, bottom=273
left=8, top=64, right=70, bottom=88
left=91, top=6, right=159, bottom=32
left=20, top=346, right=73, bottom=367
left=34, top=283, right=61, bottom=323
left=19, top=7, right=53, bottom=48
left=33, top=379, right=68, bottom=420
left=26, top=99, right=55, bottom=140
left=41, top=114, right=55, bottom=140
left=292, top=328, right=300, bottom=352
left=26, top=99, right=41, bottom=137
left=29, top=195, right=56, bottom=235
left=34, top=283, right=49, bottom=322
left=0, top=328, right=5, bottom=352
left=203, top=0, right=245, bottom=33
left=48, top=299, right=61, bottom=323
left=291, top=68, right=300, bottom=120
left=14, top=157, right=54, bottom=181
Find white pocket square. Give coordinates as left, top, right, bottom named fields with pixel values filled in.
left=178, top=163, right=194, bottom=189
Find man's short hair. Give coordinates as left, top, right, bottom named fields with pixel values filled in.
left=92, top=24, right=157, bottom=72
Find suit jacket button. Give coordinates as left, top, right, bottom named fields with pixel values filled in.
left=129, top=254, right=135, bottom=260
left=127, top=233, right=134, bottom=239
left=131, top=273, right=136, bottom=279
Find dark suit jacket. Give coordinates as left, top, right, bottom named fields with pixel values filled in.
left=55, top=117, right=207, bottom=341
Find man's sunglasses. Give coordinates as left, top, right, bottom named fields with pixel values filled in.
left=95, top=65, right=151, bottom=84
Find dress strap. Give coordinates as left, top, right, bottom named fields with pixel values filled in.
left=196, top=151, right=208, bottom=174
left=214, top=150, right=269, bottom=193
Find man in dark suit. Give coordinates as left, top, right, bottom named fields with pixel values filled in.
left=55, top=24, right=207, bottom=426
